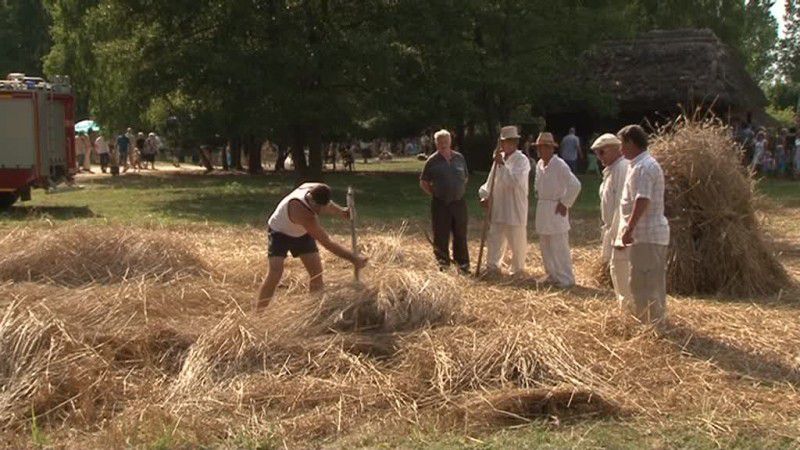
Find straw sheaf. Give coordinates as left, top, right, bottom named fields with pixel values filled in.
left=0, top=213, right=798, bottom=446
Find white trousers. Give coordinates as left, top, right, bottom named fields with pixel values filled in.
left=610, top=247, right=631, bottom=306
left=538, top=232, right=575, bottom=286
left=486, top=223, right=527, bottom=275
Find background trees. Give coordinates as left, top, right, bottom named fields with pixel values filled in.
left=0, top=0, right=792, bottom=177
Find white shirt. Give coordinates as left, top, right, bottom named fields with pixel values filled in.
left=615, top=151, right=669, bottom=246
left=599, top=157, right=629, bottom=261
left=533, top=156, right=581, bottom=235
left=268, top=184, right=315, bottom=237
left=479, top=150, right=531, bottom=227
left=95, top=136, right=109, bottom=154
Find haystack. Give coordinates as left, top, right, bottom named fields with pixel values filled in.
left=649, top=118, right=791, bottom=297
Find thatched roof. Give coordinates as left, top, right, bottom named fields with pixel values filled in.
left=586, top=29, right=767, bottom=112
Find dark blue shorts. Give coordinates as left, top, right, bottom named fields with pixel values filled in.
left=268, top=228, right=318, bottom=258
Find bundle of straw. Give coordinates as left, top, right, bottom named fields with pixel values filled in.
left=648, top=117, right=792, bottom=297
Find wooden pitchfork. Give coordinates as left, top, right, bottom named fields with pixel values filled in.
left=475, top=158, right=499, bottom=278
left=346, top=186, right=361, bottom=282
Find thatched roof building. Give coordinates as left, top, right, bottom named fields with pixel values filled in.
left=546, top=29, right=770, bottom=137
left=586, top=29, right=766, bottom=121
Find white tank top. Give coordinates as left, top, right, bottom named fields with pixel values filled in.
left=268, top=185, right=315, bottom=237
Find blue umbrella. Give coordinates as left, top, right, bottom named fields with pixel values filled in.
left=74, top=119, right=100, bottom=134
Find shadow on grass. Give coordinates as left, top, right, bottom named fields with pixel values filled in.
left=1, top=205, right=97, bottom=221
left=662, top=321, right=800, bottom=388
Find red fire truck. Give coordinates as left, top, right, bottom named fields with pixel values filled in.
left=0, top=73, right=76, bottom=209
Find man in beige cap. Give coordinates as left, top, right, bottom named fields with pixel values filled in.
left=479, top=125, right=531, bottom=275
left=616, top=124, right=669, bottom=324
left=534, top=132, right=581, bottom=287
left=592, top=133, right=630, bottom=304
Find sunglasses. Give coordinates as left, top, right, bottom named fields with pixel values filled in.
left=594, top=148, right=607, bottom=157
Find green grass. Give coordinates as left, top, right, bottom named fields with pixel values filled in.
left=340, top=420, right=798, bottom=450
left=0, top=161, right=603, bottom=228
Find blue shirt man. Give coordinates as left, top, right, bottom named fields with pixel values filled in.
left=560, top=127, right=581, bottom=173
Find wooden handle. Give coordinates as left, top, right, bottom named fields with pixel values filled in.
left=475, top=161, right=498, bottom=277
left=347, top=186, right=360, bottom=282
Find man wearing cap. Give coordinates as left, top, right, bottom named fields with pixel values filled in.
left=593, top=133, right=630, bottom=304
left=534, top=132, right=582, bottom=287
left=616, top=125, right=670, bottom=324
left=420, top=129, right=470, bottom=272
left=478, top=126, right=531, bottom=275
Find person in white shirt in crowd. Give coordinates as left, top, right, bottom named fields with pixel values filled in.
left=616, top=124, right=670, bottom=324
left=534, top=132, right=582, bottom=287
left=479, top=125, right=531, bottom=276
left=95, top=133, right=110, bottom=173
left=593, top=133, right=631, bottom=304
left=559, top=127, right=581, bottom=173
left=82, top=132, right=94, bottom=173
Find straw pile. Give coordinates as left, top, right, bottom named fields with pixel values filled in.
left=1, top=224, right=799, bottom=447
left=647, top=118, right=792, bottom=297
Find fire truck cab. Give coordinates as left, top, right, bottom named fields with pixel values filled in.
left=0, top=73, right=76, bottom=209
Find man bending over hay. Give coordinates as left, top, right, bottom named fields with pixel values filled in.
left=254, top=183, right=369, bottom=310
left=615, top=125, right=670, bottom=324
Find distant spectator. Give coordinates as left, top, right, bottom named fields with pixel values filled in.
left=95, top=134, right=110, bottom=174
left=559, top=127, right=581, bottom=173
left=750, top=130, right=767, bottom=173
left=143, top=132, right=158, bottom=170
left=116, top=132, right=130, bottom=172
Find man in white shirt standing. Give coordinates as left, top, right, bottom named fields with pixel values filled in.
left=534, top=132, right=582, bottom=287
left=479, top=125, right=531, bottom=275
left=616, top=125, right=670, bottom=324
left=592, top=133, right=630, bottom=304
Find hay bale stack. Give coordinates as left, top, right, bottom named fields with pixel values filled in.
left=0, top=226, right=208, bottom=286
left=649, top=118, right=791, bottom=297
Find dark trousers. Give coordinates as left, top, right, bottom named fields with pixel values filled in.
left=431, top=198, right=469, bottom=270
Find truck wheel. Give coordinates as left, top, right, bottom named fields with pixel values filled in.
left=0, top=192, right=18, bottom=210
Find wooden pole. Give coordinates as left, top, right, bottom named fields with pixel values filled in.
left=475, top=160, right=499, bottom=277
left=346, top=186, right=360, bottom=282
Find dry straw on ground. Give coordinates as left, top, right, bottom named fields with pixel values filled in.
left=0, top=224, right=798, bottom=447
left=595, top=117, right=792, bottom=297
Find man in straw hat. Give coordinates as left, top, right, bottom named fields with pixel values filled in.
left=615, top=124, right=669, bottom=324
left=533, top=132, right=582, bottom=288
left=253, top=183, right=369, bottom=311
left=420, top=129, right=470, bottom=273
left=593, top=133, right=631, bottom=304
left=478, top=125, right=531, bottom=275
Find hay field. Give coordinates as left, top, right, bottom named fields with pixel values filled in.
left=1, top=171, right=799, bottom=448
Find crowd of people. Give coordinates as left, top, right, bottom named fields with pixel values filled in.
left=74, top=127, right=165, bottom=174
left=734, top=122, right=800, bottom=177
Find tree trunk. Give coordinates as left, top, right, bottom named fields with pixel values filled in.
left=307, top=125, right=323, bottom=181
left=246, top=134, right=262, bottom=174
left=274, top=143, right=288, bottom=172
left=231, top=136, right=244, bottom=171
left=291, top=125, right=309, bottom=177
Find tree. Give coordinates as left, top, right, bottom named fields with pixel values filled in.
left=0, top=0, right=52, bottom=76
left=779, top=0, right=800, bottom=85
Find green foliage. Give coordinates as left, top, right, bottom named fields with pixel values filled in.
left=778, top=0, right=800, bottom=83
left=767, top=104, right=798, bottom=126
left=0, top=0, right=51, bottom=76
left=34, top=0, right=780, bottom=177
